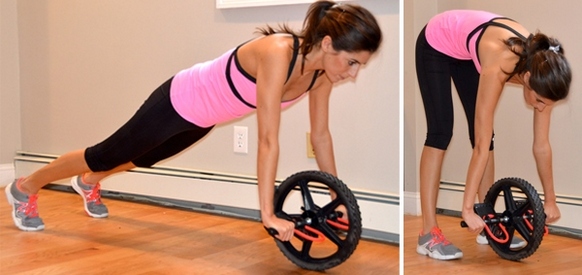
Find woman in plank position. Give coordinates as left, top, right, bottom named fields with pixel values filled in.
left=5, top=0, right=382, bottom=242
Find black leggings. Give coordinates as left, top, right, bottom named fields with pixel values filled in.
left=85, top=77, right=214, bottom=172
left=415, top=26, right=494, bottom=150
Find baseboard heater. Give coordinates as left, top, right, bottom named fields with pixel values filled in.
left=437, top=181, right=582, bottom=239
left=14, top=151, right=400, bottom=244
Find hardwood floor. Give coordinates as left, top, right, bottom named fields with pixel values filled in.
left=404, top=214, right=582, bottom=275
left=6, top=187, right=581, bottom=274
left=0, top=187, right=398, bottom=274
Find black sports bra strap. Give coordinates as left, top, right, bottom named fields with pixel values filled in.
left=306, top=70, right=321, bottom=92
left=226, top=35, right=314, bottom=109
left=285, top=35, right=300, bottom=84
left=487, top=21, right=527, bottom=40
left=226, top=51, right=256, bottom=109
left=466, top=17, right=525, bottom=51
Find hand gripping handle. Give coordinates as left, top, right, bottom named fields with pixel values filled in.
left=264, top=225, right=325, bottom=243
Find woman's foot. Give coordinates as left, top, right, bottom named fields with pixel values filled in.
left=5, top=178, right=45, bottom=231
left=417, top=227, right=463, bottom=260
left=71, top=175, right=109, bottom=218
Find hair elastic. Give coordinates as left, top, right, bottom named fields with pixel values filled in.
left=548, top=45, right=560, bottom=53
left=331, top=3, right=345, bottom=13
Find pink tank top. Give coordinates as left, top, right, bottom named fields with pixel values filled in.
left=170, top=42, right=311, bottom=128
left=425, top=10, right=501, bottom=73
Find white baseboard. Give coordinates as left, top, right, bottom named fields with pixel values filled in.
left=14, top=152, right=399, bottom=242
left=0, top=163, right=15, bottom=187
left=404, top=191, right=421, bottom=215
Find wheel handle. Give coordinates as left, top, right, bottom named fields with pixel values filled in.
left=264, top=225, right=325, bottom=243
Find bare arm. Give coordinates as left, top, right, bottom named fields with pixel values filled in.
left=460, top=32, right=520, bottom=232
left=532, top=105, right=560, bottom=223
left=461, top=22, right=535, bottom=232
left=254, top=38, right=296, bottom=241
left=461, top=66, right=504, bottom=233
left=308, top=77, right=337, bottom=177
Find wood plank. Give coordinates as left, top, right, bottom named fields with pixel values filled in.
left=1, top=187, right=398, bottom=274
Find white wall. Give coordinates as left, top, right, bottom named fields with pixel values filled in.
left=13, top=0, right=399, bottom=196
left=0, top=0, right=20, bottom=185
left=403, top=0, right=437, bottom=214
left=404, top=0, right=582, bottom=231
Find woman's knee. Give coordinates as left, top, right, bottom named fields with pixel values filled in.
left=424, top=132, right=452, bottom=150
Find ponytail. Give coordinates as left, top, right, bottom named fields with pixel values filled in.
left=257, top=0, right=382, bottom=73
left=300, top=1, right=337, bottom=61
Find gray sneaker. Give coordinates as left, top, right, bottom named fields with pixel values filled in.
left=476, top=231, right=526, bottom=248
left=5, top=179, right=45, bottom=231
left=71, top=175, right=108, bottom=218
left=417, top=227, right=463, bottom=260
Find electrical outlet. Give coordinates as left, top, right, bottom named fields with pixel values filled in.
left=306, top=132, right=315, bottom=158
left=233, top=126, right=248, bottom=154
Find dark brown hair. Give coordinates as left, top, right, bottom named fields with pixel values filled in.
left=258, top=0, right=382, bottom=72
left=504, top=32, right=571, bottom=101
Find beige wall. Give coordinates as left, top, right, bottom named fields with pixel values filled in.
left=405, top=0, right=582, bottom=204
left=0, top=0, right=21, bottom=164
left=403, top=0, right=436, bottom=196
left=10, top=0, right=400, bottom=194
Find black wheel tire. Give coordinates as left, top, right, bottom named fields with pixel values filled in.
left=484, top=177, right=546, bottom=261
left=272, top=170, right=361, bottom=271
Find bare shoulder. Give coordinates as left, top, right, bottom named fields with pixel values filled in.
left=479, top=19, right=530, bottom=78
left=479, top=19, right=530, bottom=54
left=237, top=34, right=295, bottom=78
